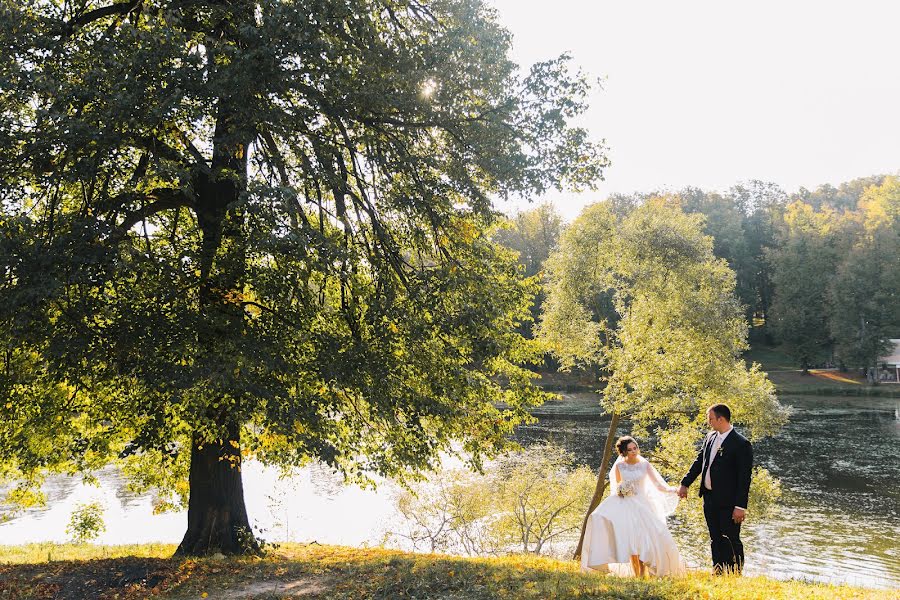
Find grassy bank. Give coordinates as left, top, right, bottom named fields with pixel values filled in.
left=767, top=373, right=900, bottom=396
left=529, top=345, right=900, bottom=400
left=745, top=346, right=900, bottom=397
left=0, top=543, right=893, bottom=599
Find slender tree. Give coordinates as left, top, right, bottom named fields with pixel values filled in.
left=0, top=0, right=607, bottom=555
left=728, top=180, right=786, bottom=333
left=767, top=201, right=843, bottom=372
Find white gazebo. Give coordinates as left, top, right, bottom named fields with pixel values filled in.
left=878, top=339, right=900, bottom=383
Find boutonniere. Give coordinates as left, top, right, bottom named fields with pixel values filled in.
left=717, top=446, right=725, bottom=458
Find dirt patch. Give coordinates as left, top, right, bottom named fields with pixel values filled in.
left=809, top=369, right=864, bottom=384
left=767, top=369, right=864, bottom=386
left=0, top=557, right=177, bottom=599
left=0, top=559, right=331, bottom=600
left=201, top=575, right=332, bottom=599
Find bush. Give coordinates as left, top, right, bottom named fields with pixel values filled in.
left=387, top=443, right=594, bottom=557
left=66, top=501, right=106, bottom=544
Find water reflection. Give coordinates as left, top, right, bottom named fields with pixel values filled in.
left=0, top=395, right=897, bottom=589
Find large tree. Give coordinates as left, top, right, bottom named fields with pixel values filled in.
left=0, top=0, right=606, bottom=555
left=539, top=198, right=786, bottom=559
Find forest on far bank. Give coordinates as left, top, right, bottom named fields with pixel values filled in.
left=495, top=175, right=900, bottom=378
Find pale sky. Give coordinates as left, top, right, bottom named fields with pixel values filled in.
left=488, top=0, right=900, bottom=220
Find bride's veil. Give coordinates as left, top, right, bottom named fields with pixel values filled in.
left=607, top=455, right=625, bottom=497
left=644, top=457, right=679, bottom=521
left=607, top=455, right=678, bottom=523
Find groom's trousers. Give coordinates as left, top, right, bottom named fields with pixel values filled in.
left=703, top=499, right=744, bottom=574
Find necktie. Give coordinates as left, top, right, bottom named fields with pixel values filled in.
left=704, top=433, right=723, bottom=490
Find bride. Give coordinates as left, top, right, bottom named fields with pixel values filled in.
left=581, top=436, right=686, bottom=577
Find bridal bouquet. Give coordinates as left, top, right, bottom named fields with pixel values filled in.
left=617, top=481, right=636, bottom=498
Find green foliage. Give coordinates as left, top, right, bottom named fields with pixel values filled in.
left=540, top=198, right=786, bottom=439
left=607, top=176, right=897, bottom=357
left=388, top=443, right=595, bottom=556
left=684, top=181, right=787, bottom=330
left=767, top=201, right=844, bottom=370
left=493, top=203, right=564, bottom=279
left=794, top=175, right=888, bottom=212
left=66, top=501, right=106, bottom=544
left=677, top=188, right=755, bottom=319
left=493, top=202, right=565, bottom=337
left=827, top=178, right=900, bottom=373
left=0, top=0, right=607, bottom=524
left=601, top=181, right=786, bottom=332
left=769, top=177, right=900, bottom=372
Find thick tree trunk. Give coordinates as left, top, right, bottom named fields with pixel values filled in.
left=572, top=411, right=620, bottom=560
left=175, top=425, right=259, bottom=556
left=176, top=88, right=254, bottom=554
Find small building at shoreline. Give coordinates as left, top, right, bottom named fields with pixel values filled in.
left=878, top=339, right=900, bottom=383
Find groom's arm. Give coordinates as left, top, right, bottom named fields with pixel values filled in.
left=734, top=439, right=753, bottom=509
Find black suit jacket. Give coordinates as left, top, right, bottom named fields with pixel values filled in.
left=681, top=428, right=753, bottom=509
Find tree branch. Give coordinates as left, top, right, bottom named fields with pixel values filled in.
left=259, top=129, right=290, bottom=187
left=115, top=188, right=193, bottom=234
left=64, top=0, right=142, bottom=36
left=131, top=134, right=198, bottom=170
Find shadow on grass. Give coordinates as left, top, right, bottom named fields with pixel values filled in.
left=0, top=544, right=893, bottom=599
left=0, top=557, right=176, bottom=600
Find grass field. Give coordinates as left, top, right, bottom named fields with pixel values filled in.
left=0, top=543, right=894, bottom=599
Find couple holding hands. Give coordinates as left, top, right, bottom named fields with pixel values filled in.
left=581, top=403, right=753, bottom=577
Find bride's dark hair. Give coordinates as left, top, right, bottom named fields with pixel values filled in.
left=616, top=435, right=637, bottom=456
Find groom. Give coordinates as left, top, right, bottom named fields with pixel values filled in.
left=678, top=404, right=753, bottom=574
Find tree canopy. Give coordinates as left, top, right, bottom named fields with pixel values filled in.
left=0, top=0, right=607, bottom=554
left=541, top=198, right=784, bottom=435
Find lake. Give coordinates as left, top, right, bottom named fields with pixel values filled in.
left=1, top=394, right=898, bottom=589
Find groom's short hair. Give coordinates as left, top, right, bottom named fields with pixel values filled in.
left=708, top=403, right=731, bottom=421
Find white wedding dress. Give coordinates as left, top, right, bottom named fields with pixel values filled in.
left=581, top=456, right=686, bottom=577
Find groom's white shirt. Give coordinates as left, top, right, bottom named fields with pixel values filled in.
left=704, top=426, right=746, bottom=511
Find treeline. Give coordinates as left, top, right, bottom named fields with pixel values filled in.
left=496, top=175, right=900, bottom=377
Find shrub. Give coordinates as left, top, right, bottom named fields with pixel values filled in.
left=66, top=501, right=106, bottom=544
